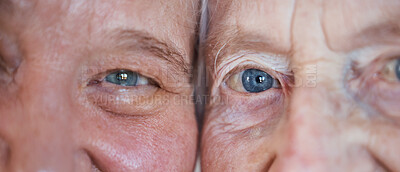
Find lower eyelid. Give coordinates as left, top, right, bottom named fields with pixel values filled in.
left=85, top=85, right=162, bottom=116
left=214, top=89, right=285, bottom=131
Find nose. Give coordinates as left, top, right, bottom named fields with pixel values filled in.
left=270, top=86, right=384, bottom=172
left=0, top=71, right=92, bottom=172
left=3, top=103, right=80, bottom=172
left=6, top=130, right=93, bottom=172
left=271, top=87, right=347, bottom=172
left=8, top=132, right=75, bottom=172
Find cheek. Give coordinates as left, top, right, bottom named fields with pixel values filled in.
left=74, top=98, right=198, bottom=171
left=202, top=91, right=284, bottom=170
left=362, top=82, right=400, bottom=120
left=202, top=125, right=278, bottom=171
left=207, top=90, right=284, bottom=132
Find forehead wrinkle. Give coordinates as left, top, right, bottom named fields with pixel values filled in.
left=206, top=0, right=296, bottom=73
left=322, top=0, right=400, bottom=52
left=107, top=29, right=192, bottom=77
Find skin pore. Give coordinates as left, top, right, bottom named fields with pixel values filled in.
left=201, top=0, right=400, bottom=171
left=0, top=0, right=198, bottom=171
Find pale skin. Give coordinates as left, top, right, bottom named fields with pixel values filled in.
left=201, top=0, right=400, bottom=171
left=0, top=0, right=198, bottom=171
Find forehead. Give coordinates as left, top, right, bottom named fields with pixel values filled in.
left=1, top=0, right=198, bottom=55
left=3, top=0, right=197, bottom=28
left=207, top=0, right=400, bottom=53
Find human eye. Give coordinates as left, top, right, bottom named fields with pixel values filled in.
left=104, top=70, right=150, bottom=87
left=348, top=54, right=400, bottom=118
left=83, top=68, right=163, bottom=116
left=210, top=63, right=290, bottom=132
left=226, top=68, right=281, bottom=93
left=88, top=68, right=158, bottom=89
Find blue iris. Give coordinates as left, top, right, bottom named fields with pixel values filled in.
left=396, top=59, right=400, bottom=81
left=105, top=70, right=138, bottom=86
left=242, top=69, right=273, bottom=93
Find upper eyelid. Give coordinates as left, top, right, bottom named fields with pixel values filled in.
left=346, top=46, right=400, bottom=80
left=223, top=64, right=281, bottom=83
left=347, top=45, right=400, bottom=68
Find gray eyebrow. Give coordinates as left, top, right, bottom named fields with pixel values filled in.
left=108, top=29, right=191, bottom=76
left=356, top=22, right=400, bottom=42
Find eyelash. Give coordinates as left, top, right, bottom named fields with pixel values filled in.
left=87, top=69, right=159, bottom=88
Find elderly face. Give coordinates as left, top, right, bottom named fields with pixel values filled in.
left=201, top=0, right=400, bottom=171
left=0, top=0, right=198, bottom=171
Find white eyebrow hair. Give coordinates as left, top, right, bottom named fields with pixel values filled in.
left=217, top=52, right=291, bottom=76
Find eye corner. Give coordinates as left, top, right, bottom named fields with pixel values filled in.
left=87, top=79, right=102, bottom=86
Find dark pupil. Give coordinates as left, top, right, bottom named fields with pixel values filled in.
left=105, top=70, right=137, bottom=86
left=117, top=73, right=128, bottom=81
left=256, top=76, right=265, bottom=83
left=242, top=69, right=273, bottom=93
left=396, top=59, right=400, bottom=81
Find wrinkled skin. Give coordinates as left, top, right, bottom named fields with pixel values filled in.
left=0, top=0, right=198, bottom=171
left=201, top=0, right=400, bottom=171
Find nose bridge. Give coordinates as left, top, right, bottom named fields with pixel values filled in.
left=275, top=85, right=341, bottom=171
left=288, top=87, right=334, bottom=146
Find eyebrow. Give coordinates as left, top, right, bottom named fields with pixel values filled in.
left=108, top=29, right=191, bottom=76
left=356, top=22, right=400, bottom=43
left=206, top=31, right=289, bottom=71
left=332, top=21, right=400, bottom=52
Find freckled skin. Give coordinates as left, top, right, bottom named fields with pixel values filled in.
left=0, top=0, right=198, bottom=171
left=202, top=0, right=400, bottom=171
